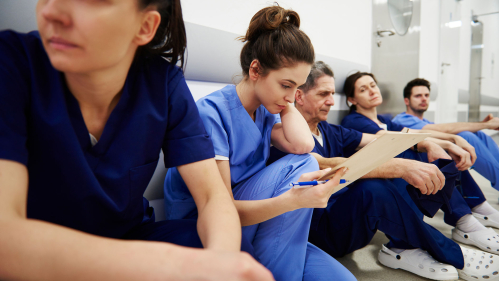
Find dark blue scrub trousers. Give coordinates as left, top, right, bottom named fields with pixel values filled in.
left=458, top=131, right=499, bottom=190
left=400, top=150, right=486, bottom=227
left=308, top=179, right=465, bottom=269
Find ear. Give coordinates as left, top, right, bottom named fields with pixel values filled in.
left=248, top=60, right=261, bottom=81
left=295, top=89, right=305, bottom=106
left=134, top=10, right=161, bottom=46
left=347, top=96, right=357, bottom=105
left=404, top=97, right=410, bottom=106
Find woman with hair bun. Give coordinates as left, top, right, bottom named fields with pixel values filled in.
left=0, top=0, right=273, bottom=280
left=165, top=5, right=355, bottom=281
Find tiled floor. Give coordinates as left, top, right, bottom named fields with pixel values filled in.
left=336, top=162, right=499, bottom=280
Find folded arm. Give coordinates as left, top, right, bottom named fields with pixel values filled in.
left=270, top=104, right=315, bottom=154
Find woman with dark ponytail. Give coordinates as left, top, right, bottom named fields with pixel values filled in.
left=0, top=1, right=273, bottom=280
left=165, top=5, right=355, bottom=281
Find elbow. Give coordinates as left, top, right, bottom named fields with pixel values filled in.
left=289, top=137, right=315, bottom=155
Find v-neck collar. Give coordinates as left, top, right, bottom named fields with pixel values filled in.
left=354, top=111, right=383, bottom=127
left=63, top=67, right=133, bottom=156
left=227, top=85, right=265, bottom=135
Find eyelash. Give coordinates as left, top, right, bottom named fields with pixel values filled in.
left=281, top=84, right=291, bottom=89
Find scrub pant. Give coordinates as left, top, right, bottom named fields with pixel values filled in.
left=458, top=131, right=499, bottom=190
left=233, top=154, right=356, bottom=281
left=308, top=179, right=465, bottom=269
left=395, top=150, right=486, bottom=226
left=122, top=219, right=256, bottom=255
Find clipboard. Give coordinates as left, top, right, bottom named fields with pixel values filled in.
left=318, top=132, right=431, bottom=194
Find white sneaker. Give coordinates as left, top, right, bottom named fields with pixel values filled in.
left=378, top=244, right=458, bottom=280
left=459, top=246, right=499, bottom=280
left=453, top=227, right=499, bottom=254
left=473, top=212, right=499, bottom=229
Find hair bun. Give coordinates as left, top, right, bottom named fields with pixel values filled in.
left=241, top=6, right=300, bottom=43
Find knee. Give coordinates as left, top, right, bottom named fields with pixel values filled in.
left=283, top=153, right=319, bottom=174
left=457, top=131, right=478, bottom=142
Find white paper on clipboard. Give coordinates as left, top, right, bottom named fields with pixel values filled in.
left=318, top=132, right=431, bottom=194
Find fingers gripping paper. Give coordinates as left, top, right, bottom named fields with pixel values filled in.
left=318, top=132, right=431, bottom=194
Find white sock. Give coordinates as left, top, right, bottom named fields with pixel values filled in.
left=472, top=201, right=498, bottom=216
left=456, top=213, right=486, bottom=232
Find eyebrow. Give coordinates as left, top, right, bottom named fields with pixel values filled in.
left=283, top=79, right=297, bottom=85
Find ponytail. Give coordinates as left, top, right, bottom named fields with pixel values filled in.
left=138, top=0, right=186, bottom=69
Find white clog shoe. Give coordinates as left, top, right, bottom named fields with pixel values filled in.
left=453, top=227, right=499, bottom=254
left=459, top=246, right=499, bottom=281
left=378, top=244, right=458, bottom=280
left=473, top=212, right=499, bottom=229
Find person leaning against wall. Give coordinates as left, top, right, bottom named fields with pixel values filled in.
left=0, top=0, right=273, bottom=280
left=392, top=78, right=499, bottom=192
left=164, top=6, right=355, bottom=281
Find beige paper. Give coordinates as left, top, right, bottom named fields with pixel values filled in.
left=318, top=132, right=431, bottom=194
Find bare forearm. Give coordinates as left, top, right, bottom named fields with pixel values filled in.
left=179, top=159, right=242, bottom=252
left=234, top=195, right=294, bottom=227
left=422, top=122, right=488, bottom=134
left=411, top=129, right=458, bottom=142
left=197, top=193, right=241, bottom=251
left=279, top=105, right=315, bottom=152
left=0, top=218, right=197, bottom=281
left=362, top=158, right=407, bottom=179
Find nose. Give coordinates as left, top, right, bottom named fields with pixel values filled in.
left=38, top=0, right=71, bottom=27
left=325, top=94, right=335, bottom=106
left=285, top=91, right=295, bottom=103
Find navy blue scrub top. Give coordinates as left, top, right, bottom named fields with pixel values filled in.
left=341, top=111, right=405, bottom=134
left=267, top=121, right=362, bottom=229
left=0, top=31, right=215, bottom=238
left=267, top=121, right=361, bottom=164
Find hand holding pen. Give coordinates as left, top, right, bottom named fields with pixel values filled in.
left=286, top=167, right=349, bottom=209
left=290, top=179, right=351, bottom=188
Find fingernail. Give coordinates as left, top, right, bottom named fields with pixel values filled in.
left=343, top=167, right=348, bottom=173
left=324, top=168, right=331, bottom=172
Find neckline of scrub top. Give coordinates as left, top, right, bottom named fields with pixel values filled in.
left=354, top=111, right=386, bottom=129
left=62, top=68, right=132, bottom=156
left=228, top=85, right=266, bottom=136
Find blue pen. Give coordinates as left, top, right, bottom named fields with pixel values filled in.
left=289, top=179, right=350, bottom=187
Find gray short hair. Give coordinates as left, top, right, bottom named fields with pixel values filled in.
left=298, top=61, right=334, bottom=93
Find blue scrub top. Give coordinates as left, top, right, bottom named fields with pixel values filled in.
left=341, top=111, right=405, bottom=134
left=0, top=31, right=215, bottom=238
left=392, top=112, right=434, bottom=129
left=164, top=85, right=280, bottom=219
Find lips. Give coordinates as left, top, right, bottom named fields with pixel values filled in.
left=48, top=36, right=79, bottom=50
left=277, top=104, right=286, bottom=110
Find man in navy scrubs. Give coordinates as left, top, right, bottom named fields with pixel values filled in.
left=393, top=78, right=499, bottom=191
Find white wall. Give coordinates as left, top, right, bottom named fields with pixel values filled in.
left=419, top=0, right=499, bottom=127
left=181, top=0, right=372, bottom=69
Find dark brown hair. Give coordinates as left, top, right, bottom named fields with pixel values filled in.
left=137, top=0, right=187, bottom=69
left=343, top=72, right=378, bottom=113
left=298, top=61, right=334, bottom=93
left=404, top=78, right=431, bottom=99
left=239, top=5, right=315, bottom=77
